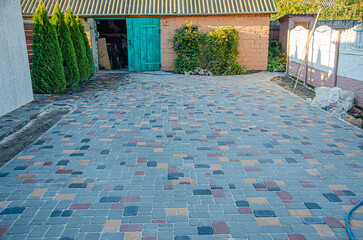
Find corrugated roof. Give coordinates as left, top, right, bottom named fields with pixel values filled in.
left=21, top=0, right=277, bottom=16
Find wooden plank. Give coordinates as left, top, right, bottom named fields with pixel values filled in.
left=127, top=18, right=134, bottom=71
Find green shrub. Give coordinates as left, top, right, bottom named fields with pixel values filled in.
left=173, top=25, right=246, bottom=75
left=173, top=26, right=204, bottom=73
left=77, top=17, right=94, bottom=78
left=268, top=41, right=282, bottom=58
left=32, top=3, right=66, bottom=93
left=267, top=41, right=286, bottom=72
left=65, top=9, right=89, bottom=82
left=52, top=3, right=80, bottom=89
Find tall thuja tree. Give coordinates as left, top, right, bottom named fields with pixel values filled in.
left=65, top=9, right=88, bottom=82
left=77, top=17, right=94, bottom=78
left=32, top=3, right=66, bottom=93
left=52, top=3, right=80, bottom=88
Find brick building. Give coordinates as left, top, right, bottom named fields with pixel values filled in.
left=21, top=0, right=277, bottom=72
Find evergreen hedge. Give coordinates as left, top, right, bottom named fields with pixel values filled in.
left=65, top=9, right=89, bottom=82
left=77, top=17, right=94, bottom=78
left=52, top=3, right=80, bottom=88
left=32, top=3, right=66, bottom=93
left=173, top=25, right=246, bottom=75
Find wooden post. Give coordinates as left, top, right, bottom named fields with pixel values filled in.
left=304, top=30, right=311, bottom=85
left=333, top=31, right=341, bottom=87
left=286, top=30, right=291, bottom=76
left=293, top=8, right=321, bottom=93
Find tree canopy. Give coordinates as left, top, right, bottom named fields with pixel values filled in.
left=272, top=0, right=363, bottom=21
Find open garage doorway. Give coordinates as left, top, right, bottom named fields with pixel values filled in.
left=96, top=19, right=128, bottom=71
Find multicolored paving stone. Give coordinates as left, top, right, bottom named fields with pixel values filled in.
left=0, top=72, right=362, bottom=240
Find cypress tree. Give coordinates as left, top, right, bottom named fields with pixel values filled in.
left=52, top=3, right=80, bottom=88
left=77, top=17, right=94, bottom=78
left=32, top=3, right=66, bottom=93
left=65, top=9, right=88, bottom=82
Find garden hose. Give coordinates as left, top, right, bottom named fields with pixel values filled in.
left=346, top=199, right=363, bottom=240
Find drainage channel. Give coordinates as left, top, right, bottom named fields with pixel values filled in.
left=0, top=104, right=73, bottom=167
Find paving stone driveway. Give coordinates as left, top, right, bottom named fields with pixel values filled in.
left=0, top=72, right=362, bottom=240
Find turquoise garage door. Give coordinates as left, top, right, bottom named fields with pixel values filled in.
left=127, top=18, right=161, bottom=72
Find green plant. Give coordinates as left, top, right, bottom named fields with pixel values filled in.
left=65, top=9, right=89, bottom=82
left=52, top=3, right=80, bottom=89
left=32, top=2, right=66, bottom=93
left=77, top=17, right=94, bottom=78
left=172, top=24, right=246, bottom=75
left=268, top=41, right=282, bottom=58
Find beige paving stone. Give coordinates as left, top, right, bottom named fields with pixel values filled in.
left=342, top=205, right=363, bottom=213
left=78, top=160, right=90, bottom=166
left=247, top=197, right=268, bottom=204
left=166, top=208, right=177, bottom=215
left=183, top=163, right=194, bottom=167
left=218, top=157, right=229, bottom=162
left=288, top=209, right=312, bottom=217
left=17, top=155, right=34, bottom=160
left=340, top=220, right=363, bottom=229
left=238, top=145, right=251, bottom=149
left=125, top=232, right=141, bottom=240
left=16, top=174, right=35, bottom=179
left=103, top=220, right=121, bottom=232
left=244, top=178, right=257, bottom=184
left=256, top=218, right=281, bottom=226
left=240, top=160, right=259, bottom=166
left=313, top=225, right=336, bottom=238
left=0, top=201, right=11, bottom=208
left=72, top=178, right=85, bottom=183
left=154, top=148, right=163, bottom=153
left=219, top=146, right=229, bottom=150
left=177, top=208, right=188, bottom=215
left=54, top=194, right=76, bottom=200
left=328, top=185, right=350, bottom=191
left=157, top=163, right=168, bottom=169
left=210, top=164, right=222, bottom=170
left=173, top=154, right=187, bottom=158
left=30, top=188, right=47, bottom=198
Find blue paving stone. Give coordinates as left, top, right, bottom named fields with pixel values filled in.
left=259, top=159, right=274, bottom=164
left=97, top=165, right=106, bottom=169
left=50, top=210, right=62, bottom=217
left=285, top=157, right=297, bottom=163
left=304, top=203, right=321, bottom=209
left=235, top=201, right=249, bottom=207
left=331, top=150, right=344, bottom=155
left=71, top=171, right=83, bottom=175
left=253, top=210, right=276, bottom=218
left=114, top=185, right=124, bottom=191
left=57, top=160, right=69, bottom=165
left=100, top=197, right=121, bottom=202
left=253, top=183, right=266, bottom=189
left=167, top=173, right=184, bottom=180
left=123, top=206, right=138, bottom=216
left=323, top=193, right=342, bottom=202
left=212, top=170, right=224, bottom=175
left=1, top=207, right=25, bottom=215
left=229, top=184, right=236, bottom=189
left=147, top=161, right=157, bottom=167
left=14, top=166, right=28, bottom=170
left=195, top=164, right=210, bottom=168
left=0, top=173, right=9, bottom=177
left=61, top=210, right=73, bottom=217
left=343, top=190, right=356, bottom=196
left=197, top=226, right=214, bottom=235
left=119, top=161, right=126, bottom=166
left=68, top=183, right=87, bottom=188
left=301, top=217, right=325, bottom=224
left=175, top=236, right=190, bottom=240
left=193, top=190, right=212, bottom=195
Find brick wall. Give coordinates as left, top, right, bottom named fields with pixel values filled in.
left=160, top=14, right=270, bottom=71
left=24, top=24, right=34, bottom=68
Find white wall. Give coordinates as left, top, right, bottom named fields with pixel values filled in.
left=0, top=0, right=33, bottom=117
left=338, top=25, right=363, bottom=82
